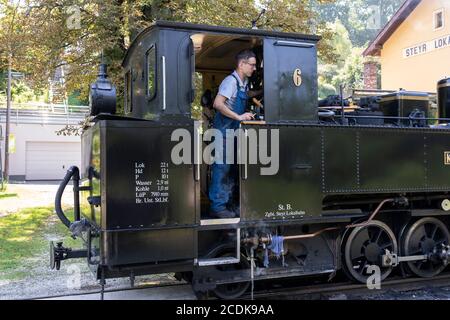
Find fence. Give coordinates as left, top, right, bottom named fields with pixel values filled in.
left=0, top=103, right=89, bottom=125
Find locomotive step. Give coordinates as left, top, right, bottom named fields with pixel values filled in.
left=200, top=218, right=240, bottom=226
left=197, top=257, right=240, bottom=267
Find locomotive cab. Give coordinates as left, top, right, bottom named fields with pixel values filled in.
left=120, top=21, right=321, bottom=220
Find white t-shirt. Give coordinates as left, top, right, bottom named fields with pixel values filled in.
left=217, top=71, right=248, bottom=111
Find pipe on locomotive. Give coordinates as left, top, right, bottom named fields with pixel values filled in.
left=55, top=166, right=81, bottom=229
left=242, top=197, right=407, bottom=246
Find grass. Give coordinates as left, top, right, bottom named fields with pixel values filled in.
left=0, top=182, right=17, bottom=198
left=0, top=184, right=8, bottom=193
left=0, top=206, right=79, bottom=275
left=0, top=193, right=18, bottom=199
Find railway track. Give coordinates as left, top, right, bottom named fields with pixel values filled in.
left=31, top=281, right=186, bottom=300
left=31, top=272, right=450, bottom=300
left=244, top=273, right=450, bottom=300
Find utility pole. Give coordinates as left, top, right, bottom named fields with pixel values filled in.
left=3, top=0, right=22, bottom=183
left=4, top=53, right=11, bottom=182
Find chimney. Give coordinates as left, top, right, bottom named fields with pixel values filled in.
left=363, top=61, right=379, bottom=90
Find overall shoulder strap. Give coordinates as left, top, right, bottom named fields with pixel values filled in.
left=231, top=74, right=240, bottom=88
left=231, top=74, right=247, bottom=91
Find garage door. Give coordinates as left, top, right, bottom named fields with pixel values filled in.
left=26, top=141, right=81, bottom=180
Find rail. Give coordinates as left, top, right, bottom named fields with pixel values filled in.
left=246, top=273, right=450, bottom=300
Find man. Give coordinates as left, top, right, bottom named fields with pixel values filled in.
left=208, top=49, right=261, bottom=219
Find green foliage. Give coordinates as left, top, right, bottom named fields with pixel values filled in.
left=318, top=81, right=337, bottom=100
left=314, top=0, right=404, bottom=94
left=0, top=0, right=404, bottom=106
left=0, top=75, right=48, bottom=104
left=0, top=193, right=18, bottom=199
left=318, top=20, right=366, bottom=95
left=10, top=81, right=38, bottom=103
left=168, top=0, right=338, bottom=64
left=191, top=72, right=204, bottom=121
left=314, top=0, right=405, bottom=46
left=68, top=90, right=88, bottom=106
left=327, top=20, right=352, bottom=65
left=0, top=182, right=8, bottom=193
left=331, top=47, right=365, bottom=91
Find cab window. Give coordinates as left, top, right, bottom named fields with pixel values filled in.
left=125, top=70, right=132, bottom=113
left=147, top=45, right=157, bottom=99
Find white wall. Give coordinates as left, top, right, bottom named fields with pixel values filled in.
left=0, top=122, right=81, bottom=179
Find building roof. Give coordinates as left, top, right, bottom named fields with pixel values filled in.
left=363, top=0, right=422, bottom=56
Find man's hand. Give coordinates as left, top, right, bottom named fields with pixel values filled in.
left=214, top=95, right=255, bottom=121
left=238, top=112, right=255, bottom=121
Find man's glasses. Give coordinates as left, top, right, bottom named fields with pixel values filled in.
left=244, top=61, right=257, bottom=68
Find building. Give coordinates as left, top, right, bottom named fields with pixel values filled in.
left=0, top=104, right=88, bottom=181
left=364, top=0, right=450, bottom=92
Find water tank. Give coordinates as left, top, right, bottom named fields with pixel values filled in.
left=379, top=91, right=429, bottom=126
left=438, top=77, right=450, bottom=123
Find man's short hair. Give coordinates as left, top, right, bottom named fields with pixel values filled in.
left=235, top=50, right=256, bottom=67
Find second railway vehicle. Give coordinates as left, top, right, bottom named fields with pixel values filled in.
left=51, top=21, right=450, bottom=299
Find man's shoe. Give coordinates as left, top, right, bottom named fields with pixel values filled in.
left=211, top=209, right=236, bottom=219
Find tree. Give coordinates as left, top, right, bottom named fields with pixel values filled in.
left=314, top=0, right=404, bottom=46
left=332, top=46, right=365, bottom=91
left=0, top=0, right=35, bottom=181
left=1, top=0, right=340, bottom=109
left=318, top=19, right=359, bottom=98
left=315, top=0, right=405, bottom=97
left=169, top=0, right=338, bottom=64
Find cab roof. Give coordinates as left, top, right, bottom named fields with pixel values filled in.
left=123, top=20, right=321, bottom=66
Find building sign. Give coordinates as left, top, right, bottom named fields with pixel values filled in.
left=403, top=34, right=450, bottom=58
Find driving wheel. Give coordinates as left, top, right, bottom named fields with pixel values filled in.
left=343, top=220, right=397, bottom=283
left=402, top=217, right=450, bottom=278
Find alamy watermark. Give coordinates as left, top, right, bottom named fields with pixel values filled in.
left=366, top=265, right=381, bottom=290
left=170, top=122, right=280, bottom=176
left=367, top=5, right=382, bottom=30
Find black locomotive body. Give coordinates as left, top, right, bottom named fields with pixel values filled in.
left=51, top=21, right=450, bottom=298
left=439, top=78, right=450, bottom=123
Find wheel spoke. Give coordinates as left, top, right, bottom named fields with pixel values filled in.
left=351, top=255, right=364, bottom=262
left=416, top=225, right=427, bottom=239
left=358, top=260, right=368, bottom=274
left=372, top=229, right=383, bottom=244
left=350, top=229, right=370, bottom=259
left=430, top=225, right=439, bottom=240
left=416, top=261, right=424, bottom=270
left=380, top=242, right=393, bottom=250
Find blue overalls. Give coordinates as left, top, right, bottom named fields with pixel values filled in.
left=209, top=74, right=248, bottom=214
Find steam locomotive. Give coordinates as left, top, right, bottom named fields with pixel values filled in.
left=51, top=21, right=450, bottom=299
